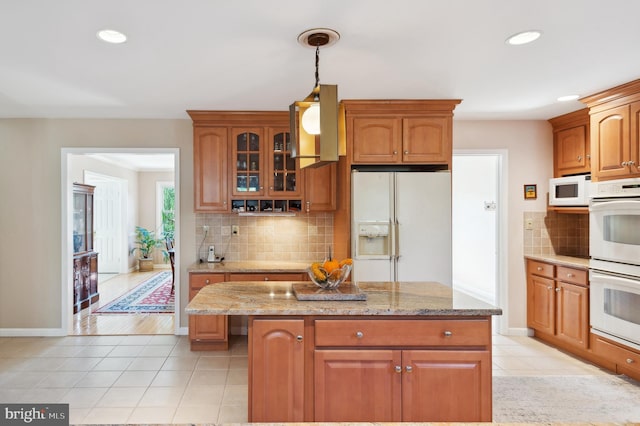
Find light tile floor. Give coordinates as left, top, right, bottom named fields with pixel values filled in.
left=0, top=333, right=614, bottom=424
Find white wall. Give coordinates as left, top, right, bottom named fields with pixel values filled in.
left=453, top=120, right=553, bottom=333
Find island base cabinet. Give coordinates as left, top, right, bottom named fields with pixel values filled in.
left=189, top=273, right=228, bottom=351
left=314, top=350, right=402, bottom=422
left=314, top=349, right=491, bottom=422
left=249, top=318, right=305, bottom=422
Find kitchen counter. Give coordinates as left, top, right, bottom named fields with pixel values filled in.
left=187, top=260, right=309, bottom=273
left=524, top=253, right=590, bottom=269
left=185, top=280, right=502, bottom=316
left=186, top=280, right=500, bottom=422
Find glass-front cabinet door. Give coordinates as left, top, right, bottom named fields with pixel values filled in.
left=267, top=128, right=302, bottom=198
left=232, top=128, right=264, bottom=196
left=72, top=183, right=95, bottom=254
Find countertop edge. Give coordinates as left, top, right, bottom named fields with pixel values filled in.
left=524, top=254, right=590, bottom=269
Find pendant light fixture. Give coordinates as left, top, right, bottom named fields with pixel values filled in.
left=290, top=28, right=343, bottom=168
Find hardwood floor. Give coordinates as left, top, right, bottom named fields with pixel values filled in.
left=72, top=269, right=175, bottom=336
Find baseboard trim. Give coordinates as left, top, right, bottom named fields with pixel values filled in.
left=0, top=328, right=67, bottom=337
left=501, top=327, right=533, bottom=337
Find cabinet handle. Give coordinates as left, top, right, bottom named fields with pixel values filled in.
left=264, top=277, right=269, bottom=281
left=567, top=273, right=574, bottom=277
left=577, top=155, right=582, bottom=161
left=586, top=154, right=591, bottom=159
left=393, top=151, right=398, bottom=155
left=630, top=160, right=636, bottom=166
left=296, top=335, right=303, bottom=342
left=443, top=330, right=453, bottom=337
left=537, top=267, right=543, bottom=271
left=547, top=286, right=553, bottom=290
left=405, top=365, right=413, bottom=373
left=555, top=287, right=560, bottom=292
left=395, top=365, right=402, bottom=373
left=404, top=150, right=409, bottom=155
left=627, top=358, right=635, bottom=364
left=355, top=331, right=364, bottom=339
left=205, top=279, right=210, bottom=284
left=622, top=161, right=629, bottom=167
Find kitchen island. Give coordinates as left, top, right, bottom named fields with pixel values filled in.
left=186, top=280, right=502, bottom=423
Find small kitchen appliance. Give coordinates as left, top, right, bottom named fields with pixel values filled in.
left=207, top=245, right=222, bottom=263
left=548, top=174, right=591, bottom=206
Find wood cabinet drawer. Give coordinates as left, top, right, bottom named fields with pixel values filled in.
left=314, top=319, right=491, bottom=347
left=229, top=273, right=304, bottom=281
left=527, top=260, right=554, bottom=278
left=189, top=273, right=226, bottom=299
left=556, top=266, right=588, bottom=286
left=591, top=334, right=640, bottom=376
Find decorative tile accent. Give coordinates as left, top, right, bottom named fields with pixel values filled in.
left=196, top=213, right=334, bottom=262
left=523, top=211, right=589, bottom=257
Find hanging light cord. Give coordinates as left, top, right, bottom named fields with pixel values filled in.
left=314, top=45, right=320, bottom=88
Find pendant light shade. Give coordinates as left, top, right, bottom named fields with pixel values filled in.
left=290, top=28, right=344, bottom=168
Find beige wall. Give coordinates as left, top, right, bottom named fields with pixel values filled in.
left=0, top=117, right=553, bottom=335
left=453, top=120, right=553, bottom=333
left=0, top=118, right=193, bottom=332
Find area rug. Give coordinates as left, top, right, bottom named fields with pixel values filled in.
left=493, top=374, right=640, bottom=423
left=93, top=271, right=174, bottom=314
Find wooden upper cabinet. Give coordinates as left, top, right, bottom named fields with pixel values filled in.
left=266, top=127, right=303, bottom=198
left=580, top=79, right=640, bottom=181
left=548, top=108, right=590, bottom=177
left=304, top=162, right=337, bottom=212
left=193, top=127, right=229, bottom=212
left=590, top=105, right=630, bottom=180
left=345, top=100, right=460, bottom=168
left=231, top=127, right=265, bottom=197
left=351, top=117, right=402, bottom=163
left=402, top=117, right=451, bottom=164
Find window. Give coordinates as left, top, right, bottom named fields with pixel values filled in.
left=157, top=182, right=175, bottom=241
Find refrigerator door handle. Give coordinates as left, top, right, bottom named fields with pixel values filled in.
left=394, top=219, right=400, bottom=259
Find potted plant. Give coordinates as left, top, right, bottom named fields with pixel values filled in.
left=131, top=226, right=167, bottom=272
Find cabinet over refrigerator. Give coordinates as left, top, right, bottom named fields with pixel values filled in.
left=351, top=167, right=451, bottom=284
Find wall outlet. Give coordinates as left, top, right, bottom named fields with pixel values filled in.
left=524, top=218, right=534, bottom=230
left=232, top=225, right=240, bottom=235
left=203, top=225, right=209, bottom=233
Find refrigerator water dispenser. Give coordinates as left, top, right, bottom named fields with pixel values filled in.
left=355, top=223, right=390, bottom=258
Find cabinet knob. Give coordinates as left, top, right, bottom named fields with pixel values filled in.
left=555, top=287, right=560, bottom=292
left=443, top=330, right=453, bottom=337
left=630, top=160, right=636, bottom=166
left=355, top=331, right=364, bottom=339
left=622, top=161, right=629, bottom=167
left=577, top=155, right=582, bottom=161
left=547, top=286, right=553, bottom=290
left=627, top=358, right=635, bottom=364
left=205, top=279, right=210, bottom=284
left=567, top=273, right=574, bottom=277
left=537, top=267, right=543, bottom=271
left=296, top=335, right=303, bottom=342
left=393, top=151, right=398, bottom=155
left=395, top=365, right=402, bottom=373
left=405, top=365, right=413, bottom=373
left=264, top=277, right=269, bottom=281
left=404, top=150, right=409, bottom=155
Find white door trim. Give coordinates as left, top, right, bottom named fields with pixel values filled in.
left=61, top=147, right=180, bottom=336
left=453, top=149, right=509, bottom=335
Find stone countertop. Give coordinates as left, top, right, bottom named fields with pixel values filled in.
left=524, top=254, right=590, bottom=269
left=187, top=260, right=310, bottom=274
left=185, top=281, right=502, bottom=316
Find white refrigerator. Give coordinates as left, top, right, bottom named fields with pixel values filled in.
left=351, top=170, right=451, bottom=285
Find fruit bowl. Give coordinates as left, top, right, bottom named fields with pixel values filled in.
left=307, top=263, right=352, bottom=290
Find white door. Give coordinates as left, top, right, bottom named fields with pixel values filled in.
left=84, top=171, right=124, bottom=273
left=452, top=154, right=499, bottom=304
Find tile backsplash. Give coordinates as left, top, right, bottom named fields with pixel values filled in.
left=523, top=211, right=589, bottom=257
left=195, top=213, right=334, bottom=262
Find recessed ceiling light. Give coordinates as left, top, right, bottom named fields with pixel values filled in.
left=97, top=29, right=127, bottom=44
left=557, top=94, right=580, bottom=102
left=506, top=30, right=542, bottom=46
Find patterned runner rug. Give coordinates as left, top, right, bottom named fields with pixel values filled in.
left=93, top=271, right=174, bottom=314
left=493, top=374, right=640, bottom=423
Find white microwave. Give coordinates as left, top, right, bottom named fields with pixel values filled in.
left=548, top=175, right=591, bottom=206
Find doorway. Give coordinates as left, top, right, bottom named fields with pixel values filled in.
left=62, top=148, right=180, bottom=336
left=452, top=150, right=508, bottom=333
